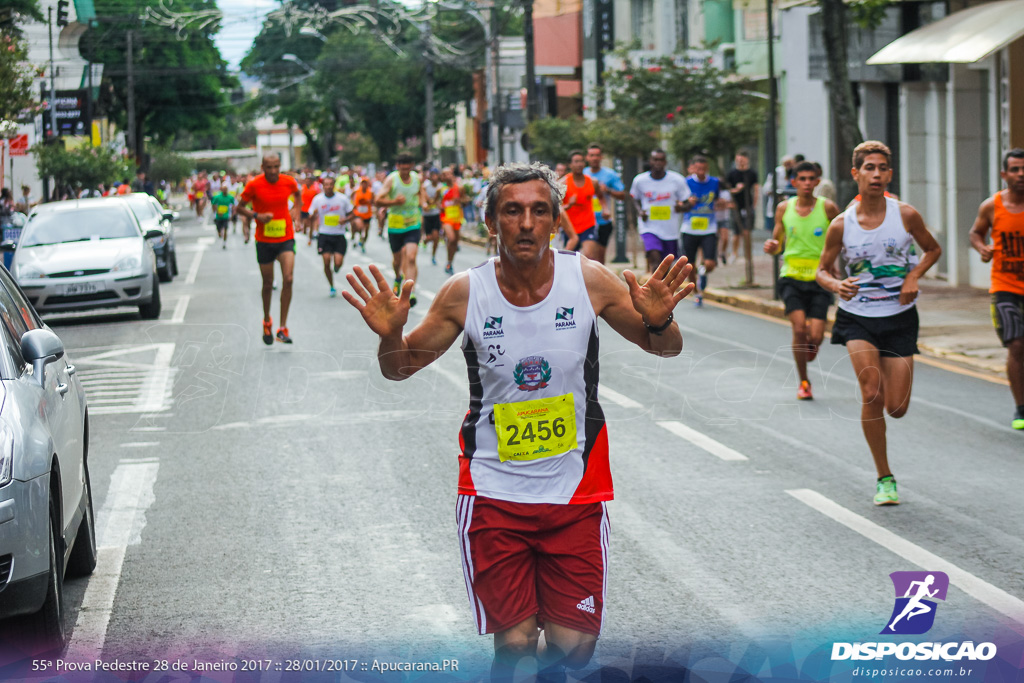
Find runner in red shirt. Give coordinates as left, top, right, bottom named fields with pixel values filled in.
left=237, top=153, right=303, bottom=344
left=192, top=172, right=210, bottom=218
left=300, top=175, right=320, bottom=243
left=561, top=151, right=605, bottom=260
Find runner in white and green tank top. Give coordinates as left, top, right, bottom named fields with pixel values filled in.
left=375, top=154, right=424, bottom=306
left=764, top=161, right=839, bottom=400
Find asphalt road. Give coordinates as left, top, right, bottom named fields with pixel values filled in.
left=9, top=213, right=1023, bottom=681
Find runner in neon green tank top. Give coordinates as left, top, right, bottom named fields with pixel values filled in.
left=764, top=161, right=840, bottom=400
left=376, top=154, right=423, bottom=306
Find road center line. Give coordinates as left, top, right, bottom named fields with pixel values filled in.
left=67, top=460, right=160, bottom=659
left=599, top=385, right=644, bottom=409
left=656, top=420, right=749, bottom=461
left=786, top=488, right=1024, bottom=631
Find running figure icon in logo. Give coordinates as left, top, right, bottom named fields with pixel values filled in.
left=881, top=571, right=949, bottom=635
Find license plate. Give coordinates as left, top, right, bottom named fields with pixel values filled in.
left=60, top=282, right=100, bottom=296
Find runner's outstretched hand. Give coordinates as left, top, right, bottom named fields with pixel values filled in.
left=622, top=255, right=695, bottom=326
left=343, top=264, right=414, bottom=337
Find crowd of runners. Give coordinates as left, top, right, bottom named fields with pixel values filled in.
left=174, top=141, right=1024, bottom=681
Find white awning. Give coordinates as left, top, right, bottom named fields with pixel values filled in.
left=867, top=0, right=1024, bottom=64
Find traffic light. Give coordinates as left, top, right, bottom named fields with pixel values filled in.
left=56, top=0, right=69, bottom=27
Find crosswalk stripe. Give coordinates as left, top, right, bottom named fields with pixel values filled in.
left=656, top=420, right=749, bottom=461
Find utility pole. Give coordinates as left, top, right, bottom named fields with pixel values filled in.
left=424, top=20, right=435, bottom=164
left=489, top=2, right=502, bottom=165
left=523, top=0, right=536, bottom=125
left=765, top=0, right=778, bottom=291
left=47, top=7, right=58, bottom=142
left=126, top=29, right=137, bottom=160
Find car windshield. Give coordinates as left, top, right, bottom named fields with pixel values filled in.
left=124, top=196, right=159, bottom=220
left=21, top=208, right=138, bottom=246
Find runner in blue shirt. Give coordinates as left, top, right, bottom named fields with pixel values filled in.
left=682, top=156, right=720, bottom=307
left=583, top=143, right=627, bottom=264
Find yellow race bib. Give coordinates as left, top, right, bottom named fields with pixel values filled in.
left=216, top=205, right=228, bottom=216
left=196, top=191, right=204, bottom=198
left=649, top=205, right=671, bottom=221
left=493, top=393, right=578, bottom=463
left=264, top=218, right=287, bottom=238
left=387, top=213, right=407, bottom=230
left=691, top=216, right=709, bottom=231
left=592, top=196, right=603, bottom=213
left=324, top=214, right=340, bottom=227
left=784, top=257, right=819, bottom=281
left=444, top=205, right=463, bottom=221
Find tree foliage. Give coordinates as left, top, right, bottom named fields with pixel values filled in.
left=525, top=117, right=589, bottom=166
left=148, top=148, right=194, bottom=184
left=0, top=29, right=40, bottom=122
left=596, top=49, right=768, bottom=165
left=79, top=0, right=238, bottom=156
left=33, top=142, right=134, bottom=189
left=243, top=0, right=476, bottom=165
left=0, top=0, right=43, bottom=33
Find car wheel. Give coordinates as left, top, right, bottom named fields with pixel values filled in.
left=66, top=460, right=97, bottom=577
left=30, top=497, right=67, bottom=653
left=158, top=259, right=173, bottom=283
left=139, top=276, right=162, bottom=320
left=171, top=249, right=179, bottom=276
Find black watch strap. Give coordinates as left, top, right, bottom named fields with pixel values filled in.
left=644, top=312, right=674, bottom=335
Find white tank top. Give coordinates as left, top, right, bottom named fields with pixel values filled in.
left=838, top=196, right=919, bottom=317
left=458, top=251, right=612, bottom=505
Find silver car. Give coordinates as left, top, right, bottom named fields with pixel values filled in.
left=111, top=194, right=178, bottom=283
left=0, top=264, right=94, bottom=652
left=10, top=199, right=162, bottom=319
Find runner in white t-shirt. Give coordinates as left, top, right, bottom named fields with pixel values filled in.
left=630, top=149, right=692, bottom=277
left=309, top=176, right=355, bottom=298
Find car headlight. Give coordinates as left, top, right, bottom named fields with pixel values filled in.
left=16, top=265, right=46, bottom=280
left=111, top=256, right=142, bottom=273
left=148, top=232, right=167, bottom=247
left=0, top=423, right=13, bottom=487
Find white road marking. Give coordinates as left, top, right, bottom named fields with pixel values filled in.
left=185, top=249, right=205, bottom=285
left=599, top=385, right=644, bottom=409
left=76, top=344, right=176, bottom=415
left=426, top=361, right=467, bottom=392
left=656, top=420, right=749, bottom=461
left=119, top=442, right=160, bottom=448
left=170, top=294, right=191, bottom=323
left=68, top=460, right=160, bottom=659
left=787, top=488, right=1024, bottom=630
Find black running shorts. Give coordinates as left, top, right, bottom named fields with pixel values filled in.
left=831, top=306, right=919, bottom=357
left=778, top=277, right=833, bottom=320
left=682, top=233, right=717, bottom=265
left=991, top=291, right=1024, bottom=346
left=255, top=239, right=295, bottom=265
left=317, top=233, right=347, bottom=255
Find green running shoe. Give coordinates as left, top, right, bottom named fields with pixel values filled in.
left=874, top=476, right=900, bottom=506
left=1013, top=408, right=1024, bottom=430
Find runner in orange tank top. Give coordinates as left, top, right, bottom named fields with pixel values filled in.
left=560, top=150, right=605, bottom=260
left=351, top=177, right=375, bottom=253
left=970, top=148, right=1024, bottom=429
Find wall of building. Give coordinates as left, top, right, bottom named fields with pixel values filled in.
left=779, top=7, right=829, bottom=173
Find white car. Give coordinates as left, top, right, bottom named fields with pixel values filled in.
left=9, top=199, right=162, bottom=319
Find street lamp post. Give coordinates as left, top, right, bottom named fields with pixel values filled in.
left=765, top=0, right=779, bottom=293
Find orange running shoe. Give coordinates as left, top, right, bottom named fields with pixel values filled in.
left=262, top=318, right=273, bottom=346
left=797, top=380, right=813, bottom=400
left=276, top=327, right=293, bottom=344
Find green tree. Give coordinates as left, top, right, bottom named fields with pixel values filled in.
left=33, top=143, right=134, bottom=190
left=148, top=148, right=194, bottom=184
left=80, top=0, right=237, bottom=157
left=0, top=29, right=40, bottom=122
left=243, top=0, right=476, bottom=164
left=525, top=117, right=589, bottom=166
left=597, top=49, right=768, bottom=167
left=0, top=0, right=43, bottom=33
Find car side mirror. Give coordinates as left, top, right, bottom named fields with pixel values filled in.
left=163, top=211, right=174, bottom=221
left=0, top=240, right=15, bottom=252
left=145, top=229, right=163, bottom=240
left=21, top=329, right=65, bottom=388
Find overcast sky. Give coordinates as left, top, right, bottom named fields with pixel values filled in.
left=215, top=0, right=278, bottom=70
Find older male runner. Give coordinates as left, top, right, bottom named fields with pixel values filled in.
left=343, top=162, right=693, bottom=682
left=237, top=153, right=302, bottom=345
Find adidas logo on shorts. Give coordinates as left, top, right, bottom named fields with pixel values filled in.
left=576, top=595, right=596, bottom=614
